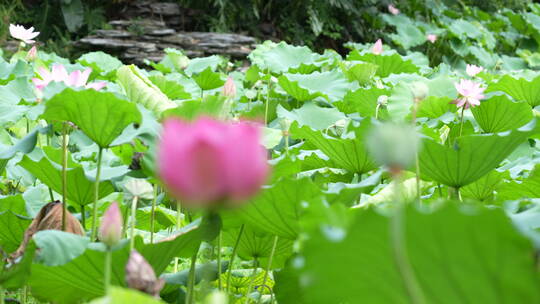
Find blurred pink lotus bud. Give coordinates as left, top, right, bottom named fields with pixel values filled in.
left=451, top=79, right=485, bottom=109
left=26, top=46, right=38, bottom=61
left=388, top=4, right=400, bottom=15
left=126, top=250, right=164, bottom=297
left=372, top=39, right=383, bottom=55
left=222, top=76, right=236, bottom=98
left=9, top=24, right=39, bottom=44
left=158, top=117, right=269, bottom=208
left=427, top=34, right=437, bottom=43
left=99, top=202, right=123, bottom=247
left=466, top=64, right=483, bottom=77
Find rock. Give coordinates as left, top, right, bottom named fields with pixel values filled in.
left=75, top=0, right=257, bottom=65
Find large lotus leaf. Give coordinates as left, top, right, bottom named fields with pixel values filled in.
left=342, top=62, right=378, bottom=85
left=291, top=121, right=378, bottom=174
left=18, top=153, right=115, bottom=206
left=388, top=76, right=457, bottom=122
left=486, top=74, right=540, bottom=107
left=278, top=204, right=540, bottom=304
left=90, top=287, right=165, bottom=304
left=0, top=242, right=36, bottom=290
left=33, top=231, right=90, bottom=266
left=0, top=211, right=31, bottom=253
left=472, top=95, right=533, bottom=133
left=235, top=177, right=322, bottom=240
left=416, top=96, right=456, bottom=119
left=334, top=87, right=390, bottom=117
left=0, top=126, right=50, bottom=160
left=222, top=225, right=294, bottom=269
left=116, top=65, right=177, bottom=116
left=193, top=67, right=225, bottom=91
left=346, top=52, right=419, bottom=78
left=42, top=88, right=142, bottom=148
left=249, top=41, right=323, bottom=74
left=419, top=121, right=536, bottom=187
left=276, top=103, right=346, bottom=131
left=77, top=51, right=122, bottom=76
left=184, top=55, right=222, bottom=75
left=0, top=104, right=29, bottom=128
left=498, top=164, right=540, bottom=200
left=278, top=71, right=350, bottom=102
left=29, top=225, right=202, bottom=304
left=149, top=75, right=191, bottom=100
left=0, top=77, right=36, bottom=104
left=460, top=170, right=507, bottom=201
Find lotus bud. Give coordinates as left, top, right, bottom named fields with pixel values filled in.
left=388, top=4, right=400, bottom=15
left=279, top=118, right=292, bottom=137
left=158, top=117, right=269, bottom=209
left=410, top=81, right=429, bottom=102
left=222, top=76, right=236, bottom=99
left=99, top=202, right=123, bottom=247
left=427, top=34, right=437, bottom=43
left=377, top=95, right=388, bottom=107
left=125, top=250, right=165, bottom=297
left=372, top=39, right=383, bottom=55
left=366, top=122, right=421, bottom=172
left=26, top=46, right=37, bottom=61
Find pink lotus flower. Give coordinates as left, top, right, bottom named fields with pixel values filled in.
left=372, top=39, right=383, bottom=55
left=26, top=46, right=38, bottom=61
left=452, top=79, right=485, bottom=109
left=158, top=117, right=269, bottom=208
left=9, top=24, right=39, bottom=44
left=99, top=202, right=123, bottom=247
left=466, top=64, right=483, bottom=77
left=222, top=76, right=236, bottom=98
left=427, top=34, right=437, bottom=43
left=388, top=4, right=400, bottom=15
left=32, top=64, right=106, bottom=91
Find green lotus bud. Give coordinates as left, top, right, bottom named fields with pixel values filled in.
left=410, top=81, right=429, bottom=102
left=366, top=122, right=421, bottom=171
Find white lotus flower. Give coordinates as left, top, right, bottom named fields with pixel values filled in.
left=9, top=24, right=40, bottom=44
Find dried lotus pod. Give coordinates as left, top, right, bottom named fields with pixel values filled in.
left=9, top=201, right=84, bottom=261
left=125, top=250, right=165, bottom=297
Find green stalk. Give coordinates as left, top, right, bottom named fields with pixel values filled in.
left=104, top=248, right=112, bottom=292
left=244, top=259, right=259, bottom=304
left=48, top=187, right=54, bottom=202
left=264, top=71, right=271, bottom=125
left=61, top=123, right=68, bottom=231
left=174, top=203, right=182, bottom=272
left=217, top=231, right=222, bottom=290
left=129, top=196, right=139, bottom=251
left=150, top=186, right=158, bottom=244
left=91, top=147, right=104, bottom=241
left=390, top=171, right=426, bottom=304
left=0, top=286, right=3, bottom=304
left=256, top=235, right=279, bottom=304
left=226, top=224, right=245, bottom=293
left=186, top=250, right=199, bottom=304
left=458, top=107, right=465, bottom=137
left=80, top=205, right=86, bottom=229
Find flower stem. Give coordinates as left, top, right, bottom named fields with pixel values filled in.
left=81, top=204, right=86, bottom=228
left=256, top=235, right=279, bottom=304
left=174, top=203, right=182, bottom=272
left=244, top=259, right=259, bottom=304
left=226, top=224, right=245, bottom=293
left=458, top=107, right=465, bottom=137
left=217, top=231, right=223, bottom=291
left=61, top=122, right=68, bottom=231
left=104, top=248, right=112, bottom=293
left=186, top=250, right=199, bottom=304
left=150, top=186, right=158, bottom=244
left=91, top=147, right=104, bottom=241
left=0, top=286, right=4, bottom=304
left=264, top=71, right=271, bottom=125
left=129, top=195, right=139, bottom=251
